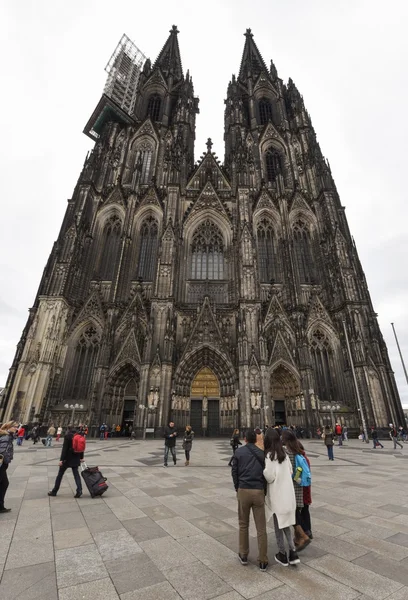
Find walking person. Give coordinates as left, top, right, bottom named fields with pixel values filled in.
left=48, top=426, right=85, bottom=498
left=335, top=423, right=343, bottom=446
left=46, top=424, right=56, bottom=447
left=16, top=424, right=25, bottom=446
left=228, top=428, right=242, bottom=467
left=56, top=425, right=62, bottom=442
left=163, top=421, right=177, bottom=467
left=371, top=427, right=384, bottom=449
left=263, top=428, right=300, bottom=566
left=281, top=430, right=310, bottom=551
left=390, top=424, right=403, bottom=450
left=31, top=425, right=40, bottom=445
left=231, top=429, right=268, bottom=571
left=324, top=425, right=335, bottom=460
left=183, top=425, right=194, bottom=466
left=0, top=421, right=18, bottom=513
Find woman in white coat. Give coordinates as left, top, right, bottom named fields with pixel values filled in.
left=263, top=428, right=300, bottom=566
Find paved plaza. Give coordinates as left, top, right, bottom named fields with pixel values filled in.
left=1, top=437, right=408, bottom=599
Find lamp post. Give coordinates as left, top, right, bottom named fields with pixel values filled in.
left=64, top=403, right=83, bottom=425
left=342, top=320, right=369, bottom=442
left=391, top=323, right=408, bottom=386
left=139, top=405, right=148, bottom=439
left=321, top=403, right=340, bottom=428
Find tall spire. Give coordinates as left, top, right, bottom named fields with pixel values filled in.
left=238, top=28, right=268, bottom=82
left=153, top=24, right=183, bottom=82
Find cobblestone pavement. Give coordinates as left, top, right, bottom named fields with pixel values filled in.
left=1, top=437, right=408, bottom=599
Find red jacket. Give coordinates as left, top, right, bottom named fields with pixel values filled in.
left=17, top=427, right=25, bottom=437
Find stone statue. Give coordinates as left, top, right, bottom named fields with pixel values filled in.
left=152, top=388, right=159, bottom=407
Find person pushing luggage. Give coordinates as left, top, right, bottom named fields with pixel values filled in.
left=48, top=425, right=85, bottom=498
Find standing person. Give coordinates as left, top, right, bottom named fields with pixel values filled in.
left=99, top=423, right=106, bottom=440
left=0, top=421, right=18, bottom=513
left=56, top=425, right=62, bottom=442
left=281, top=430, right=310, bottom=551
left=335, top=423, right=343, bottom=446
left=48, top=426, right=85, bottom=498
left=255, top=427, right=264, bottom=451
left=183, top=425, right=194, bottom=466
left=16, top=425, right=25, bottom=446
left=231, top=429, right=268, bottom=571
left=389, top=424, right=403, bottom=450
left=371, top=427, right=384, bottom=449
left=46, top=424, right=56, bottom=447
left=263, top=428, right=299, bottom=566
left=228, top=429, right=242, bottom=467
left=343, top=425, right=348, bottom=442
left=298, top=443, right=313, bottom=540
left=116, top=425, right=121, bottom=437
left=324, top=426, right=335, bottom=460
left=31, top=425, right=40, bottom=445
left=163, top=421, right=178, bottom=467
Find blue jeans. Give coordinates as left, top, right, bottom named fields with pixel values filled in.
left=17, top=437, right=23, bottom=446
left=46, top=435, right=53, bottom=447
left=164, top=445, right=176, bottom=465
left=373, top=439, right=383, bottom=448
left=327, top=445, right=334, bottom=460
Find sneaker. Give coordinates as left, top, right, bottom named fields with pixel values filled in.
left=47, top=491, right=57, bottom=497
left=238, top=554, right=248, bottom=565
left=275, top=552, right=289, bottom=566
left=289, top=549, right=300, bottom=565
left=163, top=464, right=168, bottom=467
left=259, top=562, right=268, bottom=572
left=74, top=492, right=82, bottom=498
left=0, top=507, right=11, bottom=513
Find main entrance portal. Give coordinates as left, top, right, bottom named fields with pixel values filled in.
left=190, top=368, right=220, bottom=437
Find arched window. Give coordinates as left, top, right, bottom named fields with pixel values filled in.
left=147, top=95, right=161, bottom=121
left=259, top=97, right=274, bottom=125
left=132, top=141, right=154, bottom=185
left=191, top=220, right=224, bottom=280
left=99, top=216, right=122, bottom=280
left=293, top=220, right=314, bottom=283
left=265, top=148, right=282, bottom=183
left=310, top=329, right=336, bottom=402
left=138, top=216, right=159, bottom=281
left=257, top=218, right=277, bottom=283
left=65, top=327, right=100, bottom=400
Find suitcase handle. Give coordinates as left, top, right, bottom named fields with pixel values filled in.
left=80, top=462, right=88, bottom=471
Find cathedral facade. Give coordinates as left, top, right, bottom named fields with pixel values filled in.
left=1, top=27, right=404, bottom=435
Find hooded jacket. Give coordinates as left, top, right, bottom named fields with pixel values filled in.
left=0, top=429, right=15, bottom=464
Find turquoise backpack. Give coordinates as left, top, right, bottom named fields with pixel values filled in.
left=294, top=454, right=312, bottom=487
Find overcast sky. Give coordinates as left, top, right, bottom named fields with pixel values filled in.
left=1, top=1, right=407, bottom=407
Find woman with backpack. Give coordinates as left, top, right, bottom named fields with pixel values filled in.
left=264, top=428, right=300, bottom=566
left=0, top=421, right=19, bottom=513
left=183, top=425, right=194, bottom=466
left=298, top=442, right=313, bottom=540
left=281, top=430, right=311, bottom=551
left=48, top=426, right=85, bottom=498
left=228, top=429, right=241, bottom=467
left=324, top=425, right=335, bottom=460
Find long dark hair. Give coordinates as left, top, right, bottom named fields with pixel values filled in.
left=264, top=428, right=286, bottom=464
left=281, top=429, right=303, bottom=455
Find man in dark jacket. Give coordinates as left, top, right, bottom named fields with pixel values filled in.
left=231, top=429, right=268, bottom=571
left=48, top=426, right=84, bottom=498
left=390, top=424, right=403, bottom=450
left=163, top=421, right=177, bottom=467
left=371, top=427, right=384, bottom=449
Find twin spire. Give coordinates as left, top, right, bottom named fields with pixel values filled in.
left=239, top=28, right=269, bottom=82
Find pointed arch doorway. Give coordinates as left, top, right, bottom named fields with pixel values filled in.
left=190, top=367, right=220, bottom=436
left=270, top=364, right=301, bottom=426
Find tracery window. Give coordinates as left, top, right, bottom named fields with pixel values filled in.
left=259, top=97, right=274, bottom=125
left=137, top=216, right=158, bottom=281
left=310, top=329, right=336, bottom=402
left=191, top=220, right=224, bottom=280
left=265, top=148, right=282, bottom=183
left=133, top=141, right=154, bottom=185
left=257, top=218, right=277, bottom=282
left=99, top=216, right=122, bottom=280
left=293, top=220, right=314, bottom=283
left=147, top=94, right=161, bottom=122
left=65, top=327, right=100, bottom=400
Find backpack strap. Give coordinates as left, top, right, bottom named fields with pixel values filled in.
left=246, top=444, right=265, bottom=469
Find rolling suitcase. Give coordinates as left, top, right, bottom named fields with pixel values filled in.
left=80, top=463, right=109, bottom=498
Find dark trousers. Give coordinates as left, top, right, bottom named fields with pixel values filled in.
left=0, top=464, right=9, bottom=508
left=184, top=449, right=190, bottom=461
left=164, top=445, right=176, bottom=465
left=327, top=445, right=334, bottom=460
left=300, top=504, right=311, bottom=533
left=52, top=464, right=82, bottom=494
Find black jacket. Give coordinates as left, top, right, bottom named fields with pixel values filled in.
left=231, top=434, right=242, bottom=450
left=164, top=426, right=177, bottom=447
left=60, top=432, right=84, bottom=467
left=372, top=429, right=378, bottom=439
left=231, top=443, right=265, bottom=491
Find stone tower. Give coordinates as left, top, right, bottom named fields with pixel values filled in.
left=1, top=27, right=404, bottom=435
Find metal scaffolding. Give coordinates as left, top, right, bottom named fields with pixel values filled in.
left=104, top=34, right=147, bottom=116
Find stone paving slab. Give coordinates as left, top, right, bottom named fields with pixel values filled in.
left=1, top=438, right=408, bottom=599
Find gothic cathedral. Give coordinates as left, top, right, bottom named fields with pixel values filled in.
left=2, top=26, right=404, bottom=435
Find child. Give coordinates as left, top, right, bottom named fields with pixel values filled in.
left=264, top=427, right=300, bottom=566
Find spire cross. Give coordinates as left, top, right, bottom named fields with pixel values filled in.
left=170, top=25, right=179, bottom=34
left=245, top=28, right=253, bottom=38
left=206, top=138, right=213, bottom=152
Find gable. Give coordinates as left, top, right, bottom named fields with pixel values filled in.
left=183, top=181, right=232, bottom=225
left=181, top=297, right=226, bottom=359
left=186, top=153, right=231, bottom=192
left=269, top=331, right=295, bottom=367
